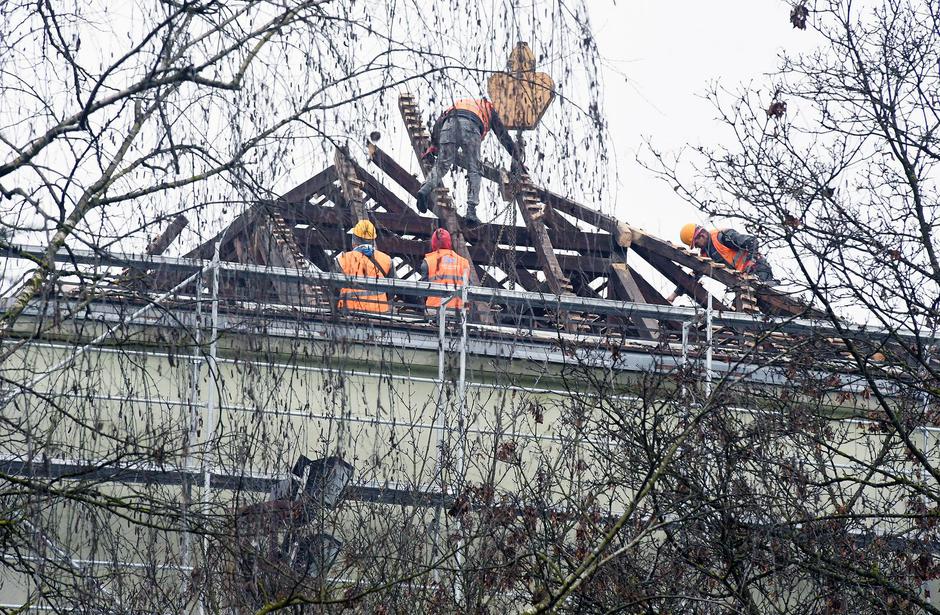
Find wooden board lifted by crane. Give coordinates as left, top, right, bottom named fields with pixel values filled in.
left=487, top=42, right=555, bottom=131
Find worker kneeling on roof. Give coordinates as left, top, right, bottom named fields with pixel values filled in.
left=336, top=220, right=393, bottom=313
left=421, top=228, right=470, bottom=311
left=679, top=224, right=777, bottom=284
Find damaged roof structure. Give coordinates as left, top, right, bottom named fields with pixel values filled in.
left=138, top=93, right=820, bottom=338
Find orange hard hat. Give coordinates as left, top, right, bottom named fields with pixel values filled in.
left=679, top=223, right=700, bottom=247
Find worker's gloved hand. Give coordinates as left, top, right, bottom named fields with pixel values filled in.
left=421, top=145, right=438, bottom=163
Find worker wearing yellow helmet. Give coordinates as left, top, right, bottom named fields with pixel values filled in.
left=335, top=220, right=394, bottom=313
left=679, top=223, right=776, bottom=283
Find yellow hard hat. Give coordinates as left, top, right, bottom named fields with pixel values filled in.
left=679, top=223, right=699, bottom=247
left=348, top=219, right=377, bottom=240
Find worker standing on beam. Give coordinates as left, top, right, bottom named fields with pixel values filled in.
left=416, top=97, right=525, bottom=225
left=679, top=224, right=777, bottom=283
left=336, top=220, right=394, bottom=314
left=421, top=228, right=469, bottom=312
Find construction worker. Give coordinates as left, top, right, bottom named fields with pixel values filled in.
left=416, top=97, right=524, bottom=225
left=335, top=220, right=393, bottom=313
left=420, top=228, right=470, bottom=311
left=679, top=224, right=776, bottom=283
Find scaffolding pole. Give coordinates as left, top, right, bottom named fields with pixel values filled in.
left=197, top=242, right=221, bottom=614
left=454, top=269, right=470, bottom=606
left=705, top=288, right=713, bottom=397
left=181, top=273, right=204, bottom=585
left=431, top=303, right=447, bottom=583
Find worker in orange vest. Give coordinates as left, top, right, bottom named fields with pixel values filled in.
left=679, top=223, right=776, bottom=283
left=416, top=98, right=524, bottom=225
left=420, top=228, right=470, bottom=311
left=335, top=220, right=393, bottom=313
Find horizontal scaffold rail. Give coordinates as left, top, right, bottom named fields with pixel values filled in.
left=1, top=243, right=932, bottom=345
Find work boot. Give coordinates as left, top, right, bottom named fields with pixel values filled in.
left=416, top=190, right=430, bottom=213
left=465, top=204, right=480, bottom=226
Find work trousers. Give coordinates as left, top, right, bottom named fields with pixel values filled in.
left=420, top=116, right=483, bottom=207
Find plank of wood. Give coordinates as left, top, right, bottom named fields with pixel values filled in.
left=608, top=263, right=658, bottom=339
left=352, top=159, right=426, bottom=221
left=357, top=148, right=620, bottom=255
left=277, top=165, right=340, bottom=205
left=333, top=147, right=369, bottom=221
left=251, top=209, right=322, bottom=306
left=121, top=214, right=191, bottom=285
left=637, top=249, right=729, bottom=311
left=512, top=174, right=573, bottom=297
left=146, top=214, right=189, bottom=256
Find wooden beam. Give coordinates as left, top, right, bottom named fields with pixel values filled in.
left=246, top=209, right=322, bottom=306
left=626, top=226, right=821, bottom=317
left=332, top=156, right=618, bottom=255
left=277, top=165, right=339, bottom=205
left=569, top=271, right=603, bottom=300
left=186, top=167, right=340, bottom=260
left=333, top=147, right=369, bottom=221
left=352, top=160, right=426, bottom=221
left=456, top=156, right=580, bottom=234
left=608, top=263, right=658, bottom=339
left=145, top=214, right=189, bottom=256
left=121, top=214, right=190, bottom=285
left=458, top=150, right=578, bottom=295
left=513, top=266, right=548, bottom=293
left=512, top=174, right=572, bottom=297
left=638, top=250, right=729, bottom=311
left=627, top=264, right=672, bottom=307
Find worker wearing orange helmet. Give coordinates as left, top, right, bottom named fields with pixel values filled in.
left=336, top=219, right=394, bottom=313
left=679, top=223, right=776, bottom=283
left=416, top=98, right=524, bottom=225
left=420, top=228, right=470, bottom=310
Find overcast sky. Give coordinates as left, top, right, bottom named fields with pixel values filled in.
left=589, top=0, right=813, bottom=244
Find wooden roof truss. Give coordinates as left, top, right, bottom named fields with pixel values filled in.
left=151, top=94, right=820, bottom=337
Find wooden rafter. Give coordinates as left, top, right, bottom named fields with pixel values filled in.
left=451, top=146, right=575, bottom=296
left=247, top=208, right=322, bottom=306
left=160, top=102, right=822, bottom=326
left=511, top=173, right=573, bottom=297
left=121, top=214, right=189, bottom=285
left=333, top=146, right=369, bottom=221
left=186, top=166, right=339, bottom=261
left=608, top=263, right=658, bottom=339
left=145, top=214, right=189, bottom=256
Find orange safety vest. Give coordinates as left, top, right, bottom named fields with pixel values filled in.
left=424, top=249, right=470, bottom=309
left=708, top=229, right=755, bottom=272
left=337, top=249, right=392, bottom=313
left=448, top=99, right=493, bottom=137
